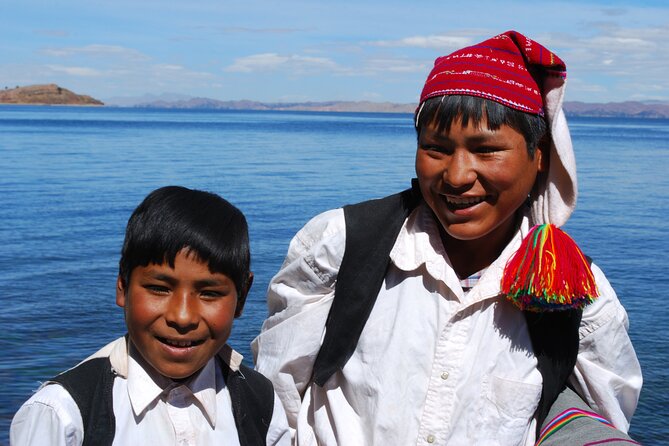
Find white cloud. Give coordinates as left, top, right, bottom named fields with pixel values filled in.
left=371, top=35, right=471, bottom=50
left=41, top=44, right=148, bottom=61
left=150, top=64, right=214, bottom=79
left=155, top=64, right=186, bottom=71
left=361, top=57, right=430, bottom=74
left=46, top=65, right=102, bottom=77
left=225, top=53, right=339, bottom=74
left=225, top=53, right=429, bottom=79
left=550, top=25, right=669, bottom=101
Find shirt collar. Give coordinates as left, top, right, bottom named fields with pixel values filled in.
left=390, top=203, right=461, bottom=292
left=389, top=203, right=532, bottom=302
left=122, top=342, right=244, bottom=428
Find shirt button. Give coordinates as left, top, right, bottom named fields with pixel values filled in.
left=427, top=434, right=436, bottom=443
left=441, top=371, right=449, bottom=380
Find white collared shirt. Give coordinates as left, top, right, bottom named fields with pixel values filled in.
left=10, top=339, right=290, bottom=446
left=252, top=203, right=642, bottom=446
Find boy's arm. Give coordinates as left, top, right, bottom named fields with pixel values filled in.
left=265, top=390, right=292, bottom=446
left=570, top=263, right=643, bottom=432
left=252, top=208, right=346, bottom=430
left=10, top=384, right=84, bottom=446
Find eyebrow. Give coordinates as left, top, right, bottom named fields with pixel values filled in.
left=144, top=273, right=227, bottom=288
left=420, top=133, right=494, bottom=145
left=194, top=279, right=227, bottom=288
left=420, top=128, right=502, bottom=145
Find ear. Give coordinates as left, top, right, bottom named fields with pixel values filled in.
left=116, top=275, right=127, bottom=308
left=235, top=272, right=253, bottom=318
left=535, top=134, right=550, bottom=173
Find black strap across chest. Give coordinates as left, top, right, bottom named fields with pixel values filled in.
left=311, top=180, right=582, bottom=432
left=312, top=182, right=422, bottom=387
left=223, top=362, right=275, bottom=445
left=51, top=354, right=274, bottom=445
left=51, top=357, right=116, bottom=446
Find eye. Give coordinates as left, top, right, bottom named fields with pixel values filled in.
left=475, top=145, right=501, bottom=154
left=200, top=289, right=231, bottom=299
left=420, top=144, right=452, bottom=156
left=145, top=284, right=170, bottom=294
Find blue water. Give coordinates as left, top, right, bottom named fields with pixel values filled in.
left=0, top=106, right=667, bottom=445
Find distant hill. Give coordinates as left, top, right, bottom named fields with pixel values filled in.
left=9, top=86, right=662, bottom=117
left=0, top=84, right=103, bottom=105
left=115, top=95, right=669, bottom=118
left=562, top=101, right=669, bottom=119
left=125, top=97, right=416, bottom=114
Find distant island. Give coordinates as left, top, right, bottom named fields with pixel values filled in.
left=3, top=84, right=669, bottom=118
left=0, top=84, right=103, bottom=106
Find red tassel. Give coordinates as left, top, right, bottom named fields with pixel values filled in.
left=501, top=224, right=598, bottom=311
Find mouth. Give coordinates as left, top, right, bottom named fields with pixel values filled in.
left=443, top=195, right=487, bottom=211
left=156, top=336, right=205, bottom=348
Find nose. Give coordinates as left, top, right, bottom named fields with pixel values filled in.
left=165, top=290, right=199, bottom=330
left=444, top=150, right=477, bottom=188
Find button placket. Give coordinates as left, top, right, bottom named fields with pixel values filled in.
left=417, top=310, right=471, bottom=444
left=166, top=386, right=196, bottom=446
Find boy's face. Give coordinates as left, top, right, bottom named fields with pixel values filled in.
left=116, top=249, right=250, bottom=380
left=416, top=116, right=544, bottom=245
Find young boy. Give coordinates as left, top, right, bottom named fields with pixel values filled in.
left=11, top=186, right=290, bottom=446
left=252, top=31, right=642, bottom=445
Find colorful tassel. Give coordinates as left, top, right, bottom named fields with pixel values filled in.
left=501, top=224, right=598, bottom=311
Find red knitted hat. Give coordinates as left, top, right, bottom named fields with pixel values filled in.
left=418, top=30, right=566, bottom=116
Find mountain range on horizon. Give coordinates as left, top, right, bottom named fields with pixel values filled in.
left=2, top=84, right=669, bottom=118
left=104, top=93, right=669, bottom=119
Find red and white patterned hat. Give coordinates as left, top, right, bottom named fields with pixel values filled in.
left=419, top=30, right=566, bottom=116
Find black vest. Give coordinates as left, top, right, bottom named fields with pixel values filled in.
left=51, top=355, right=274, bottom=446
left=311, top=181, right=582, bottom=433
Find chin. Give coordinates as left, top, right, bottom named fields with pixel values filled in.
left=438, top=218, right=486, bottom=240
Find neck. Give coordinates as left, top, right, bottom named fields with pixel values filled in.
left=440, top=213, right=520, bottom=279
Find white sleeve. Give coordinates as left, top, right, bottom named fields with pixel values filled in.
left=570, top=263, right=643, bottom=432
left=10, top=383, right=84, bottom=446
left=265, top=390, right=292, bottom=446
left=252, top=208, right=346, bottom=430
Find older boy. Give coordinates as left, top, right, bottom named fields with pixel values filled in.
left=11, top=186, right=290, bottom=446
left=253, top=31, right=641, bottom=445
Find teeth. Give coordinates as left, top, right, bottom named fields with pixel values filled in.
left=165, top=339, right=194, bottom=347
left=445, top=196, right=484, bottom=205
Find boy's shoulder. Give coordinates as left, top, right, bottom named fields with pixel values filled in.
left=49, top=355, right=117, bottom=445
left=10, top=338, right=125, bottom=446
left=43, top=340, right=275, bottom=444
left=288, top=184, right=420, bottom=267
left=217, top=344, right=274, bottom=392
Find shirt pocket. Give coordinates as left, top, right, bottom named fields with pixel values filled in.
left=469, top=374, right=541, bottom=445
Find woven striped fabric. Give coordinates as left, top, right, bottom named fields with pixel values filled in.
left=419, top=31, right=566, bottom=116
left=536, top=407, right=640, bottom=446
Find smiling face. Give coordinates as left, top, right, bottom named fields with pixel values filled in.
left=416, top=116, right=544, bottom=270
left=116, top=249, right=250, bottom=380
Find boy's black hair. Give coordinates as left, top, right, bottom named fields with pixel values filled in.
left=415, top=95, right=547, bottom=156
left=118, top=186, right=250, bottom=295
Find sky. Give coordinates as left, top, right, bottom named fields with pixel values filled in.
left=1, top=0, right=668, bottom=104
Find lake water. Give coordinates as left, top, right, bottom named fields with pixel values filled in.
left=0, top=106, right=667, bottom=445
